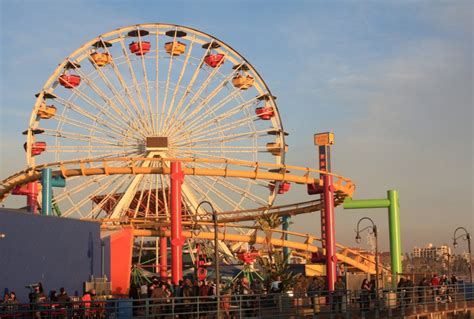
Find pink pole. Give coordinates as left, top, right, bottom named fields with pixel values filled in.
left=27, top=182, right=38, bottom=214
left=170, top=162, right=184, bottom=285
left=323, top=174, right=337, bottom=291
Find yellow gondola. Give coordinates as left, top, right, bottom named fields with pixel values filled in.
left=164, top=41, right=186, bottom=56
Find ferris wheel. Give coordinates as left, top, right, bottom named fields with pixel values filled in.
left=24, top=23, right=288, bottom=221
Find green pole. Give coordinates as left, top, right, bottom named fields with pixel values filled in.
left=343, top=199, right=390, bottom=209
left=388, top=190, right=402, bottom=284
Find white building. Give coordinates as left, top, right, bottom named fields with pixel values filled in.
left=413, top=243, right=451, bottom=260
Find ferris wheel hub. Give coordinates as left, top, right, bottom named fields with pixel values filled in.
left=145, top=137, right=169, bottom=152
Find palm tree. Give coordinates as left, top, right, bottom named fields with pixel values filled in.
left=255, top=214, right=283, bottom=262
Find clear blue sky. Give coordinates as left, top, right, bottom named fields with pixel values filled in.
left=0, top=0, right=472, bottom=253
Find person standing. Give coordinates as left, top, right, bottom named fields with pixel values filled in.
left=151, top=282, right=165, bottom=316
left=417, top=278, right=429, bottom=304
left=360, top=279, right=371, bottom=311
left=333, top=277, right=346, bottom=313
left=307, top=277, right=320, bottom=312
left=430, top=274, right=440, bottom=302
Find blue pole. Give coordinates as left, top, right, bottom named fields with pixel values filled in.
left=282, top=216, right=290, bottom=260
left=41, top=168, right=52, bottom=216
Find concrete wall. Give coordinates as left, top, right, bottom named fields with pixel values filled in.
left=0, top=209, right=106, bottom=302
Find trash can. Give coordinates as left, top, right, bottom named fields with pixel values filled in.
left=384, top=291, right=397, bottom=309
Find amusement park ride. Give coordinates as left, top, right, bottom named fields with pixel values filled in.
left=0, top=23, right=402, bottom=294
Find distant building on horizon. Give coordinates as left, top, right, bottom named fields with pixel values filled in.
left=413, top=243, right=451, bottom=260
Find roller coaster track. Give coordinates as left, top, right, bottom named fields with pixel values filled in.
left=1, top=157, right=382, bottom=274
left=0, top=157, right=355, bottom=202
left=100, top=219, right=389, bottom=275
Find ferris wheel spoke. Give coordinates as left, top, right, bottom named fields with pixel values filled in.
left=182, top=89, right=253, bottom=134
left=182, top=177, right=224, bottom=212
left=161, top=38, right=196, bottom=135
left=177, top=146, right=266, bottom=153
left=46, top=149, right=141, bottom=162
left=166, top=64, right=223, bottom=135
left=158, top=173, right=170, bottom=219
left=189, top=175, right=243, bottom=211
left=51, top=115, right=129, bottom=142
left=143, top=170, right=156, bottom=218
left=52, top=174, right=110, bottom=203
left=47, top=144, right=138, bottom=152
left=176, top=128, right=269, bottom=147
left=59, top=174, right=125, bottom=218
left=154, top=31, right=160, bottom=133
left=168, top=148, right=239, bottom=161
left=54, top=97, right=140, bottom=139
left=172, top=95, right=259, bottom=140
left=108, top=154, right=157, bottom=219
left=88, top=47, right=144, bottom=130
left=154, top=175, right=161, bottom=218
left=186, top=117, right=261, bottom=142
left=200, top=174, right=268, bottom=206
left=41, top=128, right=137, bottom=146
left=67, top=61, right=138, bottom=131
left=132, top=173, right=152, bottom=218
left=57, top=81, right=133, bottom=133
left=85, top=175, right=134, bottom=219
left=136, top=28, right=155, bottom=135
left=161, top=40, right=215, bottom=134
left=99, top=38, right=153, bottom=134
left=159, top=29, right=179, bottom=135
left=117, top=35, right=153, bottom=134
left=169, top=68, right=240, bottom=134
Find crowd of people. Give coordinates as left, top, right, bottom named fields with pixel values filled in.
left=130, top=275, right=281, bottom=318
left=2, top=273, right=464, bottom=317
left=397, top=273, right=459, bottom=307
left=1, top=282, right=101, bottom=318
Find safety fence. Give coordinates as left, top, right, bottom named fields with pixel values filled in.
left=1, top=283, right=473, bottom=318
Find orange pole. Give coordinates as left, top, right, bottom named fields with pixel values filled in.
left=160, top=233, right=167, bottom=281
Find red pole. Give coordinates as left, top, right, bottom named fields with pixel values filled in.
left=170, top=161, right=184, bottom=285
left=160, top=234, right=167, bottom=281
left=27, top=182, right=38, bottom=214
left=323, top=174, right=337, bottom=291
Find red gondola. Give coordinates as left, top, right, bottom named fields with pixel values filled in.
left=204, top=53, right=225, bottom=68
left=24, top=142, right=47, bottom=156
left=269, top=181, right=291, bottom=194
left=58, top=74, right=81, bottom=89
left=255, top=106, right=274, bottom=120
left=129, top=41, right=151, bottom=56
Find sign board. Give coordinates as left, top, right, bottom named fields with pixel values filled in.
left=314, top=132, right=334, bottom=146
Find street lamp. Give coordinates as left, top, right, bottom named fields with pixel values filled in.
left=195, top=201, right=220, bottom=318
left=355, top=217, right=380, bottom=305
left=453, top=227, right=472, bottom=283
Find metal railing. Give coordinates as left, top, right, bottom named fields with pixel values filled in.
left=1, top=283, right=473, bottom=318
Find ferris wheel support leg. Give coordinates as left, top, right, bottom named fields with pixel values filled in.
left=171, top=161, right=185, bottom=285
left=323, top=174, right=337, bottom=292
